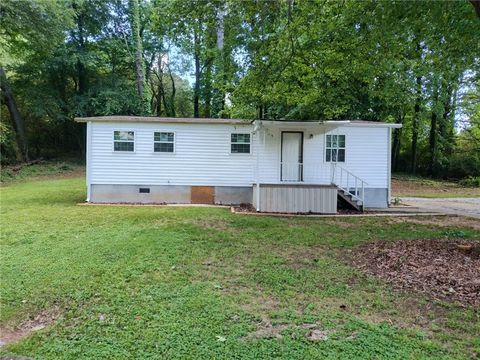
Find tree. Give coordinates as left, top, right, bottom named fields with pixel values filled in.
left=0, top=67, right=28, bottom=160
left=129, top=0, right=147, bottom=113
left=0, top=0, right=71, bottom=160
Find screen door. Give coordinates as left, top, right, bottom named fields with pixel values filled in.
left=281, top=132, right=303, bottom=181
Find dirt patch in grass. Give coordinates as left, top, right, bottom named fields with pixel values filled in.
left=242, top=318, right=329, bottom=341
left=219, top=283, right=282, bottom=316
left=323, top=218, right=361, bottom=228
left=277, top=244, right=328, bottom=269
left=0, top=307, right=61, bottom=347
left=243, top=318, right=289, bottom=340
left=351, top=239, right=480, bottom=307
left=190, top=217, right=230, bottom=231
left=238, top=293, right=281, bottom=315
left=386, top=215, right=480, bottom=231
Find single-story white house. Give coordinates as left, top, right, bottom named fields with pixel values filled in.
left=75, top=116, right=401, bottom=213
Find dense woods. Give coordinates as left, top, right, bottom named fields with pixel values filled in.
left=1, top=0, right=479, bottom=179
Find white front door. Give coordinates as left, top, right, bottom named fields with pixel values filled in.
left=281, top=132, right=303, bottom=181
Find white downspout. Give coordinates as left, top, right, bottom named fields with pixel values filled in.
left=86, top=121, right=92, bottom=202
left=254, top=121, right=262, bottom=212
left=387, top=127, right=392, bottom=206
left=332, top=125, right=340, bottom=184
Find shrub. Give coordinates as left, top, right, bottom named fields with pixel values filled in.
left=459, top=176, right=480, bottom=187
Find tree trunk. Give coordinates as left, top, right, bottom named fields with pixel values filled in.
left=160, top=84, right=168, bottom=116
left=203, top=17, right=215, bottom=118
left=77, top=61, right=87, bottom=95
left=471, top=0, right=480, bottom=17
left=429, top=111, right=438, bottom=176
left=167, top=63, right=176, bottom=117
left=157, top=56, right=167, bottom=116
left=440, top=86, right=452, bottom=137
left=0, top=66, right=28, bottom=161
left=129, top=0, right=146, bottom=111
left=411, top=76, right=422, bottom=174
left=193, top=27, right=201, bottom=118
left=204, top=62, right=212, bottom=118
left=68, top=4, right=88, bottom=159
left=155, top=86, right=162, bottom=116
left=428, top=81, right=440, bottom=176
left=75, top=8, right=88, bottom=95
left=392, top=113, right=404, bottom=172
left=440, top=85, right=455, bottom=157
left=258, top=104, right=264, bottom=119
left=216, top=5, right=226, bottom=112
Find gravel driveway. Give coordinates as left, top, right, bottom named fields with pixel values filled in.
left=400, top=197, right=480, bottom=219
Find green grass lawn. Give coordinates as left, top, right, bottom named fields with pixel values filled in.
left=1, top=177, right=479, bottom=359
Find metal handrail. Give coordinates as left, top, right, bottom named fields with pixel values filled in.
left=331, top=163, right=367, bottom=205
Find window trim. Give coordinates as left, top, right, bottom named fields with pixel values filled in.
left=113, top=130, right=135, bottom=153
left=230, top=132, right=252, bottom=154
left=325, top=134, right=346, bottom=163
left=153, top=131, right=176, bottom=154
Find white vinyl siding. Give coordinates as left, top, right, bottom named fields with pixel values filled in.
left=257, top=126, right=389, bottom=188
left=330, top=126, right=389, bottom=188
left=89, top=122, right=389, bottom=189
left=90, top=122, right=255, bottom=187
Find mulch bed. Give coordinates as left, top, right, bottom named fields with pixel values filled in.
left=351, top=239, right=480, bottom=307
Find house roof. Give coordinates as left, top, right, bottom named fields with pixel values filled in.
left=257, top=120, right=402, bottom=128
left=74, top=116, right=401, bottom=128
left=74, top=116, right=251, bottom=125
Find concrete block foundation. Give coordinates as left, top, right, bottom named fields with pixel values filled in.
left=363, top=188, right=388, bottom=208
left=90, top=184, right=252, bottom=205
left=89, top=184, right=388, bottom=211
left=214, top=186, right=252, bottom=205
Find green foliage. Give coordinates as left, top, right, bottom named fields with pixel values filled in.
left=444, top=229, right=467, bottom=239
left=459, top=176, right=480, bottom=187
left=0, top=121, right=18, bottom=162
left=0, top=159, right=83, bottom=184
left=231, top=0, right=479, bottom=177
left=0, top=0, right=73, bottom=64
left=1, top=177, right=479, bottom=358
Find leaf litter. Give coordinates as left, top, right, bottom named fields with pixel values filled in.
left=351, top=239, right=480, bottom=307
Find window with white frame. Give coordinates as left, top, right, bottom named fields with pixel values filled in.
left=114, top=131, right=134, bottom=152
left=231, top=133, right=250, bottom=153
left=154, top=132, right=174, bottom=152
left=326, top=134, right=345, bottom=162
